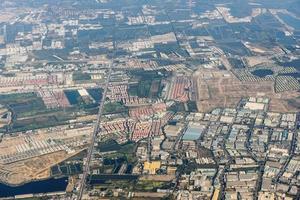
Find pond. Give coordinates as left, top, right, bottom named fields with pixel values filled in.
left=64, top=90, right=81, bottom=105
left=251, top=69, right=274, bottom=78
left=87, top=88, right=103, bottom=103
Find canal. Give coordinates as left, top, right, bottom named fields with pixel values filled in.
left=0, top=177, right=68, bottom=198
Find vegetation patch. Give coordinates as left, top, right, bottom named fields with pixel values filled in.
left=73, top=71, right=92, bottom=81
left=103, top=101, right=128, bottom=114
left=134, top=180, right=166, bottom=192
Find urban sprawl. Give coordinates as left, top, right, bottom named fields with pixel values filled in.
left=0, top=0, right=300, bottom=199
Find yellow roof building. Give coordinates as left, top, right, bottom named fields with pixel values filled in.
left=143, top=161, right=161, bottom=175
left=212, top=188, right=219, bottom=200
left=167, top=166, right=177, bottom=175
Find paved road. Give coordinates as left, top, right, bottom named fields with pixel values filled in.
left=77, top=63, right=113, bottom=200
left=171, top=124, right=187, bottom=153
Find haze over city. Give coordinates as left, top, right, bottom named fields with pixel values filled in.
left=0, top=0, right=299, bottom=199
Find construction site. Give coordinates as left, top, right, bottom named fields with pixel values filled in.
left=0, top=125, right=93, bottom=186
left=194, top=69, right=300, bottom=113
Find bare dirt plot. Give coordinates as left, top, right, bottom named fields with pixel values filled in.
left=0, top=12, right=15, bottom=22
left=195, top=69, right=300, bottom=113
left=0, top=7, right=32, bottom=23
left=0, top=150, right=81, bottom=185
left=0, top=126, right=91, bottom=185
left=139, top=175, right=175, bottom=182
left=244, top=56, right=272, bottom=67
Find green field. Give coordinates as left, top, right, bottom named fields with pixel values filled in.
left=100, top=141, right=137, bottom=163
left=134, top=180, right=166, bottom=192
left=73, top=71, right=92, bottom=82
left=0, top=92, right=100, bottom=132
left=128, top=70, right=166, bottom=98
left=103, top=101, right=128, bottom=115
left=0, top=93, right=46, bottom=118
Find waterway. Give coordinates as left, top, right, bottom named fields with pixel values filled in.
left=278, top=13, right=300, bottom=30
left=0, top=177, right=68, bottom=198
left=279, top=73, right=300, bottom=78
left=279, top=59, right=300, bottom=70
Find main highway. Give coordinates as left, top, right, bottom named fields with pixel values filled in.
left=77, top=62, right=113, bottom=200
